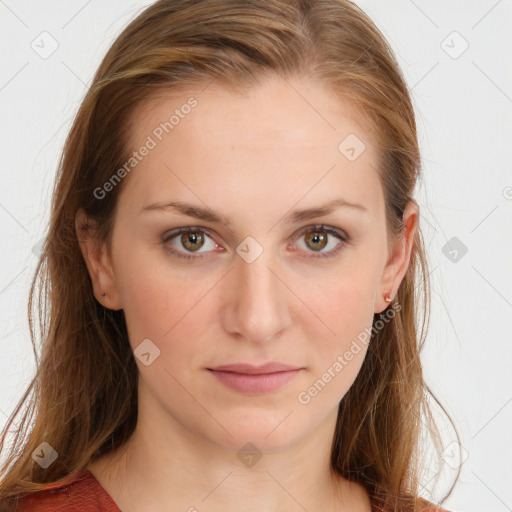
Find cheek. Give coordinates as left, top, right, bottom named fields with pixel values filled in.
left=306, top=257, right=378, bottom=332
left=111, top=242, right=183, bottom=348
left=298, top=260, right=379, bottom=395
left=113, top=245, right=219, bottom=369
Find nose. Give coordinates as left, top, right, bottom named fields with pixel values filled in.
left=220, top=249, right=293, bottom=344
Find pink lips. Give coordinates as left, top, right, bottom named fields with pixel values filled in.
left=207, top=363, right=303, bottom=393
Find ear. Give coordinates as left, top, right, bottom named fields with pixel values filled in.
left=75, top=208, right=123, bottom=311
left=374, top=200, right=419, bottom=314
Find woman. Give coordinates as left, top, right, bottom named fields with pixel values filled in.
left=0, top=0, right=460, bottom=511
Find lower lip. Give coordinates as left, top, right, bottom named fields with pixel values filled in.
left=207, top=369, right=302, bottom=393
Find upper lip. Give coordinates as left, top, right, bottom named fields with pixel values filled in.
left=208, top=363, right=302, bottom=374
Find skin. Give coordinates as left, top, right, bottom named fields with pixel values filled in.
left=77, top=73, right=418, bottom=512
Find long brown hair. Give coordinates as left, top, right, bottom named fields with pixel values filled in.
left=0, top=1, right=461, bottom=510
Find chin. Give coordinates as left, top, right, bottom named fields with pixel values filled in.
left=199, top=408, right=313, bottom=454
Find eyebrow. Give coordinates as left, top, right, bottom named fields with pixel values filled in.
left=140, top=198, right=368, bottom=226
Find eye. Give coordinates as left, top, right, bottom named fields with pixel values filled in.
left=162, top=227, right=218, bottom=260
left=162, top=224, right=349, bottom=261
left=292, top=224, right=349, bottom=259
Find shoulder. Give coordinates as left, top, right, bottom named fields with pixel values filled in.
left=414, top=496, right=453, bottom=512
left=12, top=470, right=121, bottom=512
left=370, top=493, right=453, bottom=512
left=377, top=504, right=453, bottom=512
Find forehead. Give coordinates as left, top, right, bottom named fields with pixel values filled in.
left=119, top=74, right=382, bottom=217
left=128, top=74, right=373, bottom=149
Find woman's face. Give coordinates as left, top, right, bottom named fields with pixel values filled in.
left=80, top=74, right=416, bottom=452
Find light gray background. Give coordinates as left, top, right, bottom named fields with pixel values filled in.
left=1, top=1, right=511, bottom=511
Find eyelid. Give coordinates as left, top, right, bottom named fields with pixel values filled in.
left=293, top=224, right=348, bottom=242
left=162, top=226, right=220, bottom=259
left=162, top=224, right=349, bottom=260
left=290, top=224, right=349, bottom=259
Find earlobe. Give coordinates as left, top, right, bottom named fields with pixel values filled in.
left=75, top=208, right=123, bottom=311
left=374, top=200, right=419, bottom=314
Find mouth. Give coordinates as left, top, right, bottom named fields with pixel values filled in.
left=206, top=362, right=304, bottom=394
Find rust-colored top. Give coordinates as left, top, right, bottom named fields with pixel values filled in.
left=13, top=470, right=121, bottom=511
left=13, top=469, right=451, bottom=511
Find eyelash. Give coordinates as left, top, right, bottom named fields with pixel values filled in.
left=162, top=224, right=349, bottom=262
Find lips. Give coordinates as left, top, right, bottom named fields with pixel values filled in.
left=208, top=362, right=302, bottom=374
left=206, top=362, right=304, bottom=393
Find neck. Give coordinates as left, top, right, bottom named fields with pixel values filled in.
left=87, top=385, right=371, bottom=512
